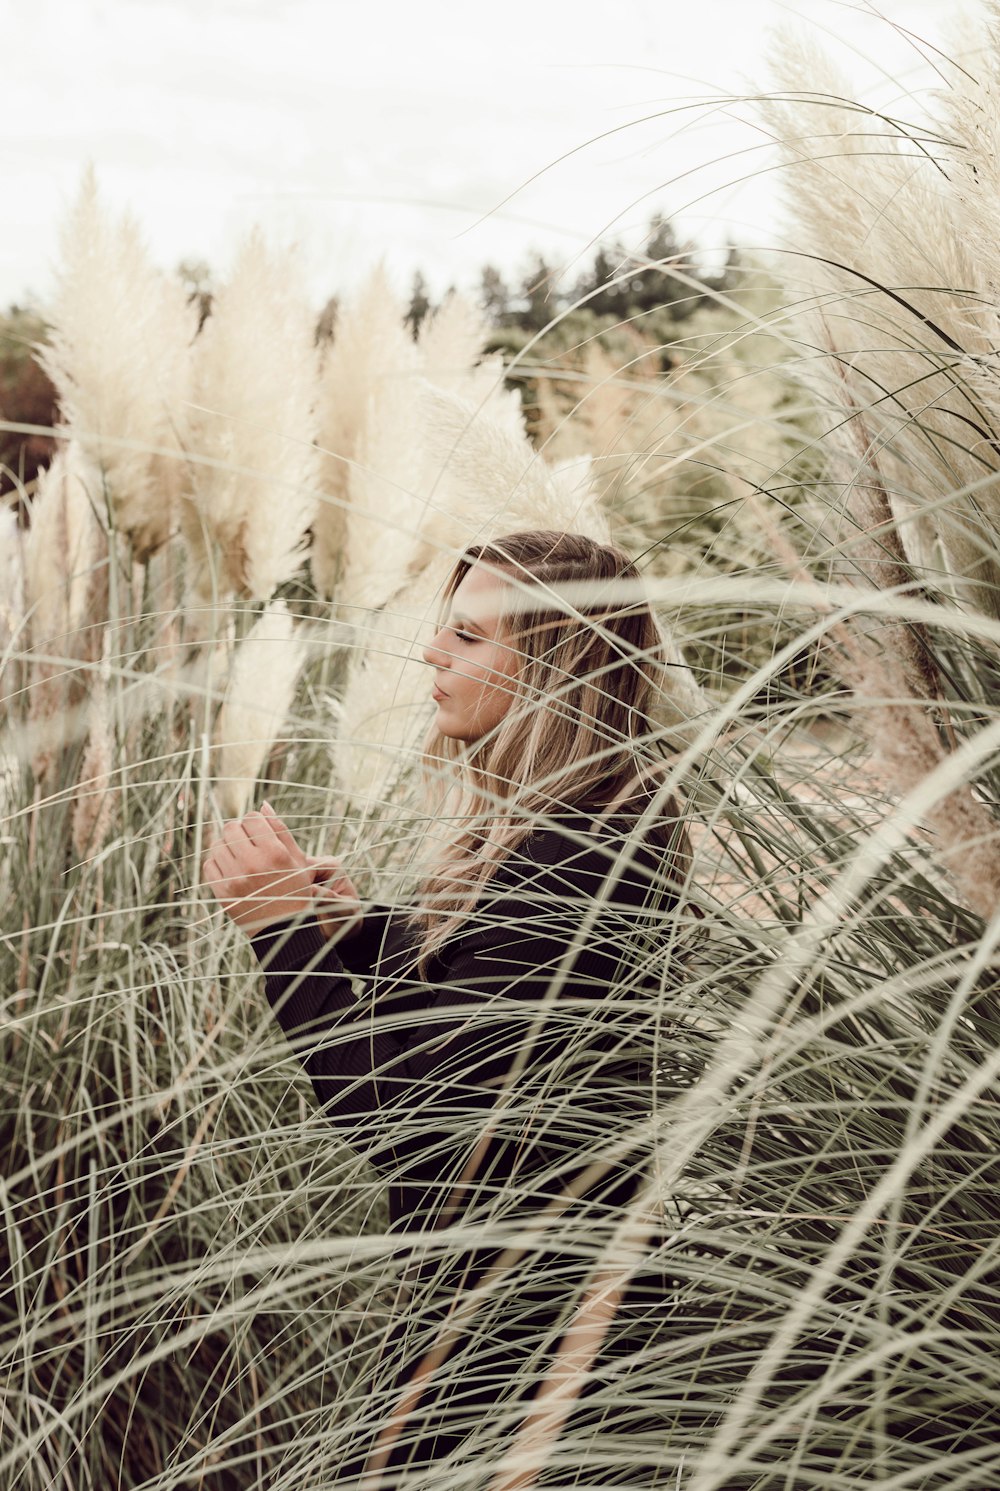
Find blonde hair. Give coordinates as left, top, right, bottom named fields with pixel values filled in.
left=408, top=530, right=694, bottom=970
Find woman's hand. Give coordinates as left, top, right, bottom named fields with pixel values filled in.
left=203, top=802, right=362, bottom=939
left=309, top=855, right=365, bottom=943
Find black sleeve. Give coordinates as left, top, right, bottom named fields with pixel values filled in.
left=335, top=903, right=395, bottom=974
left=248, top=829, right=672, bottom=1169
left=249, top=901, right=393, bottom=975
left=247, top=913, right=412, bottom=1128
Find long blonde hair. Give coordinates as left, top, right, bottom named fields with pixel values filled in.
left=408, top=530, right=694, bottom=969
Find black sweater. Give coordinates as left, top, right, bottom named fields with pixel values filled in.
left=249, top=810, right=677, bottom=1244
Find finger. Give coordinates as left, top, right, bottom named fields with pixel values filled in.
left=227, top=813, right=280, bottom=856
left=260, top=801, right=303, bottom=860
left=236, top=811, right=273, bottom=847
left=204, top=848, right=237, bottom=887
left=203, top=850, right=237, bottom=890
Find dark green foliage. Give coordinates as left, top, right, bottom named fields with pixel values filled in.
left=0, top=306, right=57, bottom=508
left=405, top=270, right=432, bottom=336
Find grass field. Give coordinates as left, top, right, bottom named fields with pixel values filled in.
left=4, top=16, right=1000, bottom=1486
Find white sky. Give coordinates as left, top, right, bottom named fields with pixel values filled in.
left=6, top=0, right=956, bottom=310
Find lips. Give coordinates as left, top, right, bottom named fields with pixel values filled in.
left=432, top=686, right=448, bottom=702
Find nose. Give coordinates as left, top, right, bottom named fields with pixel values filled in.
left=422, top=626, right=452, bottom=668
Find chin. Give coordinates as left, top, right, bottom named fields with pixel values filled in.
left=436, top=716, right=477, bottom=743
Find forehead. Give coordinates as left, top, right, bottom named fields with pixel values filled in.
left=450, top=563, right=510, bottom=620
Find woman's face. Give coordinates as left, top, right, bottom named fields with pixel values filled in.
left=422, top=564, right=521, bottom=742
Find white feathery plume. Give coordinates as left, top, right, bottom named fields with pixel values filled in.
left=419, top=289, right=523, bottom=431
left=418, top=291, right=491, bottom=394
left=24, top=443, right=101, bottom=649
left=183, top=231, right=321, bottom=612
left=313, top=276, right=524, bottom=614
left=464, top=350, right=528, bottom=436
left=213, top=599, right=308, bottom=820
left=417, top=385, right=608, bottom=553
left=762, top=32, right=1000, bottom=615
left=313, top=265, right=420, bottom=603
left=23, top=443, right=104, bottom=781
left=334, top=563, right=440, bottom=811
left=39, top=168, right=198, bottom=561
left=332, top=282, right=429, bottom=615
left=933, top=5, right=1000, bottom=281
left=0, top=505, right=25, bottom=733
left=340, top=360, right=428, bottom=615
left=72, top=632, right=115, bottom=861
left=0, top=502, right=24, bottom=659
left=417, top=291, right=485, bottom=385
left=762, top=24, right=1000, bottom=912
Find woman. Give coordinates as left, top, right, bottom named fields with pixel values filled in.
left=203, top=531, right=696, bottom=1485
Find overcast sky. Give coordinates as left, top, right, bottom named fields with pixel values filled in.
left=6, top=0, right=956, bottom=309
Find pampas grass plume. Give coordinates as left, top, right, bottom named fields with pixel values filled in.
left=417, top=386, right=608, bottom=551
left=324, top=270, right=428, bottom=614
left=183, top=231, right=321, bottom=609
left=23, top=442, right=100, bottom=645
left=850, top=651, right=1000, bottom=921
left=419, top=289, right=522, bottom=433
left=0, top=504, right=25, bottom=714
left=418, top=291, right=491, bottom=394
left=23, top=444, right=104, bottom=782
left=72, top=634, right=115, bottom=861
left=762, top=34, right=1000, bottom=615
left=213, top=599, right=307, bottom=819
left=420, top=288, right=526, bottom=435
left=39, top=168, right=198, bottom=561
left=334, top=563, right=440, bottom=809
left=760, top=20, right=1000, bottom=911
left=313, top=265, right=417, bottom=602
left=313, top=276, right=525, bottom=616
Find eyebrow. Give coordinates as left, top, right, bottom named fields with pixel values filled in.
left=449, top=613, right=487, bottom=635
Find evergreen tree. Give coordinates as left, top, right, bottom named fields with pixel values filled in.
left=519, top=254, right=561, bottom=331
left=479, top=264, right=511, bottom=326
left=575, top=244, right=630, bottom=320
left=635, top=214, right=701, bottom=319
left=405, top=270, right=431, bottom=336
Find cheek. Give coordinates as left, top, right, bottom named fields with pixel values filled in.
left=484, top=640, right=518, bottom=685
left=476, top=656, right=518, bottom=716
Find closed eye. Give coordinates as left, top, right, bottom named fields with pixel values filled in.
left=452, top=627, right=478, bottom=644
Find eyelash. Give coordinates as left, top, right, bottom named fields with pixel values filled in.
left=452, top=628, right=477, bottom=644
